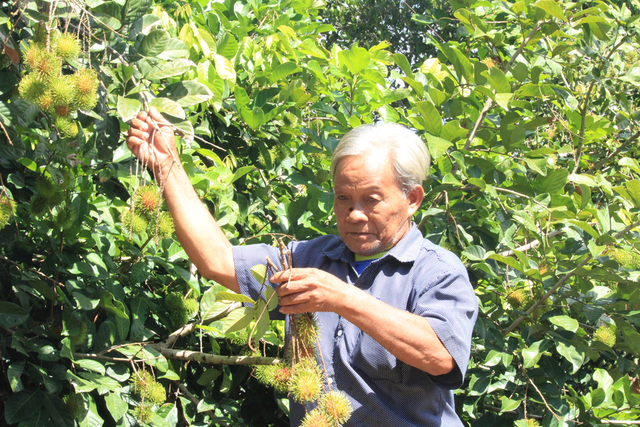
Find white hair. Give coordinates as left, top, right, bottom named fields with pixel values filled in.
left=330, top=123, right=431, bottom=194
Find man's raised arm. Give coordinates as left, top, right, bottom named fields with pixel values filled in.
left=126, top=108, right=239, bottom=293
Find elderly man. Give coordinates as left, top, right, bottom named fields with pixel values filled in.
left=127, top=108, right=478, bottom=426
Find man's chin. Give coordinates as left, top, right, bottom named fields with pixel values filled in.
left=345, top=240, right=385, bottom=256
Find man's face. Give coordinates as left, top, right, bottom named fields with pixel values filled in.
left=333, top=153, right=423, bottom=256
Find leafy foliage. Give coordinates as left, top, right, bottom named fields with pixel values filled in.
left=1, top=0, right=640, bottom=426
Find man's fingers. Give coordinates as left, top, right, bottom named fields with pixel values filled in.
left=148, top=106, right=170, bottom=126
left=130, top=117, right=148, bottom=132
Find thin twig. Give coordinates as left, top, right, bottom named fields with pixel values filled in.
left=150, top=344, right=282, bottom=365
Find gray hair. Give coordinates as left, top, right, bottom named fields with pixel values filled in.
left=330, top=123, right=431, bottom=194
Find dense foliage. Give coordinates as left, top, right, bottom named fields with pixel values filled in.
left=1, top=0, right=640, bottom=426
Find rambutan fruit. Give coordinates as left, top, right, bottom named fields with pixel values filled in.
left=29, top=194, right=50, bottom=216
left=506, top=289, right=528, bottom=309
left=76, top=93, right=97, bottom=111
left=295, top=313, right=319, bottom=348
left=290, top=360, right=322, bottom=404
left=301, top=409, right=332, bottom=427
left=133, top=404, right=153, bottom=423
left=165, top=292, right=194, bottom=327
left=155, top=211, right=174, bottom=239
left=255, top=364, right=277, bottom=386
left=24, top=44, right=61, bottom=78
left=54, top=115, right=78, bottom=138
left=55, top=204, right=75, bottom=228
left=121, top=208, right=149, bottom=235
left=49, top=76, right=77, bottom=109
left=0, top=197, right=16, bottom=230
left=146, top=381, right=166, bottom=405
left=319, top=390, right=352, bottom=424
left=18, top=73, right=48, bottom=104
left=74, top=68, right=98, bottom=96
left=610, top=249, right=640, bottom=270
left=272, top=365, right=293, bottom=393
left=135, top=185, right=161, bottom=214
left=69, top=320, right=88, bottom=347
left=183, top=298, right=199, bottom=318
left=54, top=32, right=80, bottom=61
left=38, top=91, right=54, bottom=112
left=593, top=325, right=616, bottom=347
left=34, top=176, right=64, bottom=206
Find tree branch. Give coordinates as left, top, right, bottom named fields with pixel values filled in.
left=464, top=20, right=543, bottom=150
left=149, top=344, right=282, bottom=366
left=586, top=130, right=640, bottom=175
left=164, top=302, right=242, bottom=348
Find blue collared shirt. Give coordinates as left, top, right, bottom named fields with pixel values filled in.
left=233, top=225, right=478, bottom=426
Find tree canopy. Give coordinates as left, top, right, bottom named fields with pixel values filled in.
left=1, top=0, right=640, bottom=426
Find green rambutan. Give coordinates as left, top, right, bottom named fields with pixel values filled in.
left=133, top=404, right=153, bottom=423
left=165, top=292, right=195, bottom=327
left=319, top=390, right=352, bottom=424
left=18, top=73, right=48, bottom=104
left=121, top=208, right=149, bottom=235
left=295, top=313, right=319, bottom=348
left=183, top=298, right=199, bottom=318
left=506, top=289, right=528, bottom=309
left=155, top=211, right=175, bottom=239
left=54, top=115, right=78, bottom=138
left=300, top=409, right=332, bottom=427
left=593, top=325, right=616, bottom=347
left=29, top=194, right=50, bottom=216
left=55, top=204, right=75, bottom=228
left=290, top=360, right=322, bottom=404
left=50, top=75, right=77, bottom=110
left=610, top=249, right=640, bottom=270
left=0, top=197, right=16, bottom=230
left=35, top=175, right=56, bottom=196
left=146, top=381, right=166, bottom=405
left=69, top=320, right=88, bottom=347
left=255, top=364, right=277, bottom=386
left=54, top=32, right=80, bottom=61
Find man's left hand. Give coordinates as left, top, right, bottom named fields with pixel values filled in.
left=270, top=268, right=348, bottom=314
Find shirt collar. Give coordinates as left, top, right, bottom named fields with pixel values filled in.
left=321, top=223, right=423, bottom=264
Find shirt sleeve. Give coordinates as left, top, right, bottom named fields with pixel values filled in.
left=413, top=248, right=478, bottom=388
left=232, top=243, right=286, bottom=320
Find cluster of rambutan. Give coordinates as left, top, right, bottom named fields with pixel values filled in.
left=0, top=195, right=16, bottom=230
left=28, top=175, right=75, bottom=228
left=164, top=291, right=199, bottom=328
left=130, top=370, right=166, bottom=423
left=18, top=31, right=99, bottom=138
left=254, top=313, right=353, bottom=426
left=121, top=185, right=174, bottom=240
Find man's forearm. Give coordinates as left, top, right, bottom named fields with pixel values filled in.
left=336, top=286, right=455, bottom=376
left=159, top=160, right=239, bottom=293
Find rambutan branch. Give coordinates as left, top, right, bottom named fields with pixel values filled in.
left=149, top=344, right=282, bottom=365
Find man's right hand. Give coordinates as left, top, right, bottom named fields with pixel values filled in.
left=126, top=107, right=179, bottom=176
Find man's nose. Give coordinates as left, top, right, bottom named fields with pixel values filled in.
left=347, top=203, right=368, bottom=222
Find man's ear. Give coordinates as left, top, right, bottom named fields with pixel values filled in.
left=407, top=184, right=425, bottom=216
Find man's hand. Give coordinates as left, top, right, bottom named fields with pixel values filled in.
left=126, top=107, right=179, bottom=175
left=270, top=268, right=349, bottom=314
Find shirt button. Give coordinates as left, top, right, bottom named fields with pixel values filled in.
left=336, top=329, right=343, bottom=337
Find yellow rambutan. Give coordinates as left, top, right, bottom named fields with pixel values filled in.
left=74, top=68, right=98, bottom=96
left=301, top=409, right=332, bottom=427
left=593, top=325, right=616, bottom=347
left=155, top=211, right=175, bottom=239
left=506, top=289, right=528, bottom=309
left=295, top=313, right=319, bottom=348
left=135, top=185, right=161, bottom=214
left=54, top=116, right=78, bottom=138
left=319, top=390, right=352, bottom=424
left=290, top=360, right=322, bottom=404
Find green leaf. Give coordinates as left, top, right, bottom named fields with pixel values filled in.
left=5, top=388, right=43, bottom=424
left=138, top=29, right=169, bottom=57
left=41, top=392, right=74, bottom=427
left=270, top=62, right=299, bottom=83
left=415, top=101, right=442, bottom=136
left=620, top=157, right=640, bottom=175
left=74, top=359, right=106, bottom=375
left=214, top=54, right=236, bottom=80
left=216, top=32, right=238, bottom=59
left=144, top=59, right=193, bottom=80
left=392, top=53, right=414, bottom=79
left=104, top=392, right=128, bottom=422
left=488, top=254, right=524, bottom=272
left=500, top=396, right=522, bottom=412
left=8, top=362, right=24, bottom=392
left=222, top=306, right=255, bottom=333
left=425, top=134, right=452, bottom=160
left=549, top=315, right=579, bottom=332
left=625, top=180, right=640, bottom=207
left=157, top=38, right=189, bottom=61
left=241, top=106, right=265, bottom=129
left=556, top=341, right=584, bottom=374
left=251, top=264, right=268, bottom=284
left=533, top=168, right=568, bottom=195
left=536, top=0, right=566, bottom=21
left=158, top=81, right=214, bottom=107
left=522, top=340, right=548, bottom=368
left=338, top=46, right=371, bottom=75
left=0, top=301, right=29, bottom=328
left=116, top=96, right=141, bottom=122
left=148, top=97, right=186, bottom=119
left=439, top=44, right=473, bottom=83
left=483, top=67, right=510, bottom=93
left=265, top=286, right=279, bottom=311
left=216, top=291, right=255, bottom=304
